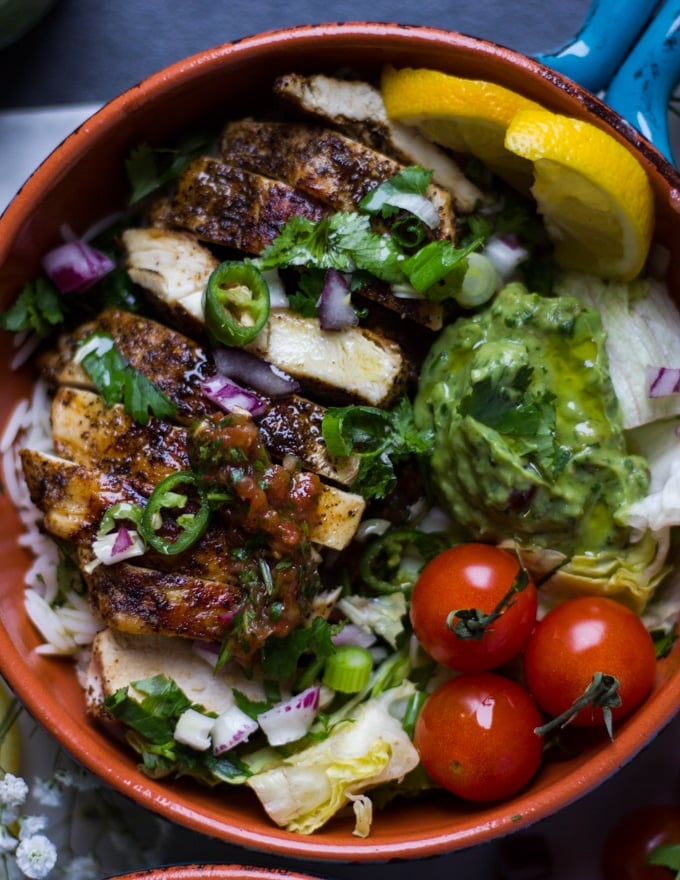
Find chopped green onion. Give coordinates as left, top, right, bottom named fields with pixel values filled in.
left=455, top=252, right=499, bottom=308
left=323, top=645, right=373, bottom=693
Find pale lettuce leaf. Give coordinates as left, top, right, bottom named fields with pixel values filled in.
left=245, top=684, right=418, bottom=836
left=556, top=271, right=680, bottom=430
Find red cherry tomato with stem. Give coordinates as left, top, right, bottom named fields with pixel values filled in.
left=410, top=543, right=537, bottom=672
left=524, top=596, right=656, bottom=735
left=414, top=671, right=545, bottom=803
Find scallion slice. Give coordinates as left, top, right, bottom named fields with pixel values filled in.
left=323, top=645, right=373, bottom=693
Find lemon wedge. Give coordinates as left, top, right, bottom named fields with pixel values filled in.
left=380, top=65, right=542, bottom=190
left=0, top=678, right=21, bottom=775
left=505, top=108, right=654, bottom=280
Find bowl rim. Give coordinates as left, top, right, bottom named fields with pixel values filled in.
left=1, top=19, right=680, bottom=862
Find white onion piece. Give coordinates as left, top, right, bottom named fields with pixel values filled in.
left=648, top=366, right=680, bottom=398
left=201, top=375, right=267, bottom=417
left=42, top=240, right=115, bottom=294
left=318, top=269, right=358, bottom=331
left=211, top=705, right=259, bottom=755
left=483, top=234, right=528, bottom=281
left=174, top=708, right=214, bottom=751
left=84, top=528, right=145, bottom=572
left=257, top=685, right=320, bottom=746
left=212, top=347, right=300, bottom=397
left=261, top=268, right=289, bottom=309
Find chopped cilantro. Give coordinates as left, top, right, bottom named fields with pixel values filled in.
left=0, top=277, right=64, bottom=337
left=125, top=128, right=214, bottom=204
left=78, top=332, right=177, bottom=425
left=260, top=616, right=337, bottom=684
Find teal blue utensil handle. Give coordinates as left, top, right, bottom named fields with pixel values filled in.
left=604, top=0, right=680, bottom=163
left=535, top=0, right=680, bottom=163
left=535, top=0, right=658, bottom=92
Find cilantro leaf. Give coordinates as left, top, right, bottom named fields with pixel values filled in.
left=125, top=128, right=214, bottom=204
left=78, top=332, right=177, bottom=425
left=260, top=616, right=337, bottom=683
left=0, top=277, right=64, bottom=337
left=255, top=212, right=405, bottom=283
left=323, top=397, right=433, bottom=500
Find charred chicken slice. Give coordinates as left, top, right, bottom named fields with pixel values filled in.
left=272, top=72, right=484, bottom=213
left=159, top=156, right=329, bottom=254
left=219, top=120, right=456, bottom=240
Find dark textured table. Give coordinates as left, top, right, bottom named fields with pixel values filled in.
left=0, top=0, right=592, bottom=108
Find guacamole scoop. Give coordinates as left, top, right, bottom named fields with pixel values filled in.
left=414, top=282, right=649, bottom=557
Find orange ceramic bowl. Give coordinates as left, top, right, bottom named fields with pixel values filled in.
left=1, top=21, right=680, bottom=863
left=108, top=868, right=319, bottom=880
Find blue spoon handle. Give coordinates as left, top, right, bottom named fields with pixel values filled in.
left=534, top=0, right=658, bottom=93
left=604, top=0, right=680, bottom=162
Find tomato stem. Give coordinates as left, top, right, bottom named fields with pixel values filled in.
left=446, top=566, right=529, bottom=640
left=533, top=671, right=622, bottom=740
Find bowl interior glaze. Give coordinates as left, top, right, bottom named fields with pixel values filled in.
left=1, top=21, right=680, bottom=862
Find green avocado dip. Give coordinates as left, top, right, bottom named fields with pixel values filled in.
left=414, top=282, right=650, bottom=557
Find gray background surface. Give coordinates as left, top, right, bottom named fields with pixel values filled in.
left=0, top=0, right=592, bottom=108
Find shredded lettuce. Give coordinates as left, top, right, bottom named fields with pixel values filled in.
left=245, top=683, right=419, bottom=836
left=556, top=271, right=680, bottom=430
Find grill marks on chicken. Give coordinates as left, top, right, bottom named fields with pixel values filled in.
left=219, top=120, right=455, bottom=240
left=160, top=156, right=329, bottom=254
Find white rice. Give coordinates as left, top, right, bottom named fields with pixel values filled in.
left=2, top=377, right=102, bottom=657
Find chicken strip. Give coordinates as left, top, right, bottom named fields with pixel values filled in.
left=160, top=156, right=329, bottom=254
left=219, top=120, right=456, bottom=240
left=273, top=72, right=484, bottom=213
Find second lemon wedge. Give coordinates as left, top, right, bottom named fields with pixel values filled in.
left=380, top=65, right=541, bottom=190
left=505, top=108, right=654, bottom=280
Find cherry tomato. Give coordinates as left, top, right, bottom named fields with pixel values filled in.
left=524, top=596, right=656, bottom=729
left=414, top=671, right=545, bottom=802
left=601, top=804, right=680, bottom=880
left=410, top=543, right=537, bottom=672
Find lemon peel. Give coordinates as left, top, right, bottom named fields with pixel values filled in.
left=380, top=65, right=542, bottom=190
left=505, top=108, right=654, bottom=280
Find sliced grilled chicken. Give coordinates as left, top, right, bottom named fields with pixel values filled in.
left=42, top=310, right=361, bottom=485
left=122, top=227, right=218, bottom=338
left=245, top=310, right=405, bottom=407
left=51, top=387, right=191, bottom=494
left=20, top=447, right=364, bottom=552
left=219, top=120, right=456, bottom=241
left=159, top=156, right=329, bottom=254
left=273, top=72, right=484, bottom=213
left=86, top=628, right=237, bottom=719
left=120, top=235, right=409, bottom=407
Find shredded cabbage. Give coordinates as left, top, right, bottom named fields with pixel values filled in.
left=245, top=684, right=419, bottom=836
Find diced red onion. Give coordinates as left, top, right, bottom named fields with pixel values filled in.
left=85, top=528, right=145, bottom=572
left=332, top=623, right=377, bottom=649
left=318, top=269, right=358, bottom=331
left=111, top=526, right=134, bottom=555
left=211, top=704, right=259, bottom=754
left=257, top=685, right=320, bottom=746
left=201, top=375, right=267, bottom=417
left=212, top=347, right=300, bottom=397
left=42, top=239, right=115, bottom=294
left=648, top=365, right=680, bottom=398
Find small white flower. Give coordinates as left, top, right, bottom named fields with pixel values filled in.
left=53, top=767, right=99, bottom=792
left=15, top=834, right=57, bottom=879
left=18, top=816, right=48, bottom=839
left=0, top=825, right=18, bottom=853
left=30, top=779, right=62, bottom=809
left=0, top=774, right=29, bottom=808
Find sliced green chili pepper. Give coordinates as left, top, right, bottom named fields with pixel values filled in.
left=359, top=527, right=450, bottom=595
left=204, top=260, right=270, bottom=346
left=140, top=471, right=210, bottom=556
